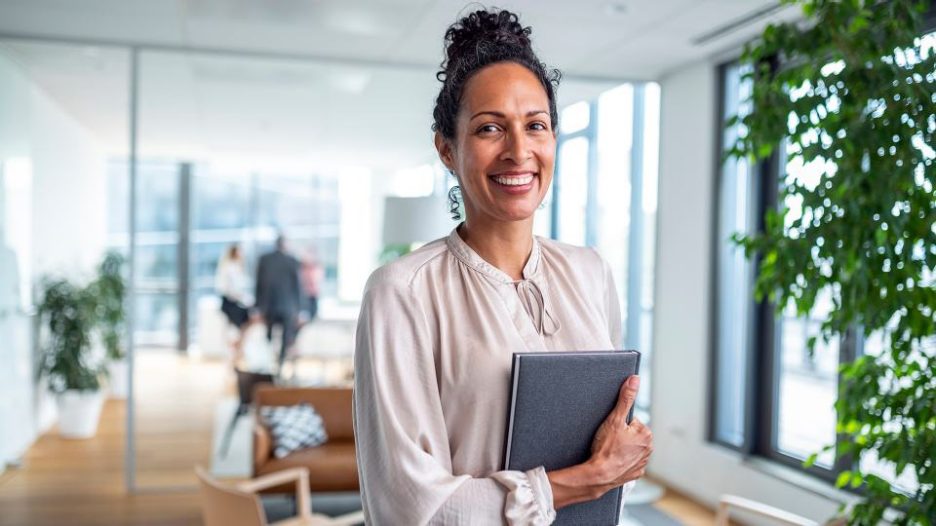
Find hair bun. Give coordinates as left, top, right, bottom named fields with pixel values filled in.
left=441, top=9, right=533, bottom=79
left=432, top=8, right=560, bottom=140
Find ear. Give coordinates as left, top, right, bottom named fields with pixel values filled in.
left=434, top=132, right=455, bottom=172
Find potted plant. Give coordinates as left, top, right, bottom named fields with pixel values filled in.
left=37, top=277, right=106, bottom=439
left=729, top=0, right=934, bottom=524
left=91, top=251, right=128, bottom=399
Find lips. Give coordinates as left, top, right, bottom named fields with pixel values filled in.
left=492, top=174, right=534, bottom=186
left=487, top=171, right=537, bottom=195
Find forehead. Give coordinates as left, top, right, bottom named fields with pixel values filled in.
left=460, top=62, right=549, bottom=116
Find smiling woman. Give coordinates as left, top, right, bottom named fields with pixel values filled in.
left=353, top=8, right=654, bottom=525
left=436, top=62, right=556, bottom=230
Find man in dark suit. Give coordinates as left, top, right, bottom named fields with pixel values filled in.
left=255, top=234, right=302, bottom=373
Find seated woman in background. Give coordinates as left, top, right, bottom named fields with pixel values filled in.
left=353, top=8, right=654, bottom=525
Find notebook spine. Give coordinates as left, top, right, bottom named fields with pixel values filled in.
left=502, top=355, right=522, bottom=469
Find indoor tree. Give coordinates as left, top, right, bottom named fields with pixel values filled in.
left=37, top=278, right=103, bottom=393
left=728, top=0, right=935, bottom=524
left=90, top=251, right=127, bottom=362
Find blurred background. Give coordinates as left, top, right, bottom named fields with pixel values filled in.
left=0, top=1, right=931, bottom=525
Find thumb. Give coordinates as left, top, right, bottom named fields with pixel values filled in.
left=615, top=375, right=640, bottom=420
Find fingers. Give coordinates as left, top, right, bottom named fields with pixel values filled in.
left=615, top=375, right=640, bottom=421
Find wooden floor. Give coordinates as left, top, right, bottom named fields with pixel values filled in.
left=0, top=352, right=721, bottom=525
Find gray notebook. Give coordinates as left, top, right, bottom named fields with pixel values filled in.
left=502, top=350, right=641, bottom=526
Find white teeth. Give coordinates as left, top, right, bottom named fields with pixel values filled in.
left=492, top=174, right=534, bottom=186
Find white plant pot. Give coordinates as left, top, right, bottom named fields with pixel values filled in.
left=56, top=390, right=104, bottom=439
left=108, top=360, right=129, bottom=399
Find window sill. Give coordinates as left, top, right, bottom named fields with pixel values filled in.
left=739, top=456, right=855, bottom=505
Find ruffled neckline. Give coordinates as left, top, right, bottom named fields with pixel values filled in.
left=444, top=225, right=542, bottom=284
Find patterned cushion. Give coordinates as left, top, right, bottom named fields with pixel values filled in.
left=260, top=403, right=328, bottom=459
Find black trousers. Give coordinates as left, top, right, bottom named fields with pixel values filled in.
left=264, top=311, right=297, bottom=369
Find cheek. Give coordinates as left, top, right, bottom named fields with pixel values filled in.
left=537, top=144, right=556, bottom=173
left=458, top=140, right=495, bottom=177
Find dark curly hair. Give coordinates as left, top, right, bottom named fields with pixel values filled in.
left=432, top=8, right=562, bottom=141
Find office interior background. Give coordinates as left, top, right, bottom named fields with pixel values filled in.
left=0, top=0, right=932, bottom=525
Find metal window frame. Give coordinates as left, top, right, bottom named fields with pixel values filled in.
left=125, top=46, right=139, bottom=494
left=708, top=61, right=762, bottom=452
left=178, top=162, right=192, bottom=352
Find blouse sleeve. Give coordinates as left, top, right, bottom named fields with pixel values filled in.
left=353, top=275, right=557, bottom=526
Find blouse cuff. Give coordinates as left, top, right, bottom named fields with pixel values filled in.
left=492, top=466, right=556, bottom=525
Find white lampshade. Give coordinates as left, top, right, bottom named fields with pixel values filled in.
left=382, top=195, right=453, bottom=246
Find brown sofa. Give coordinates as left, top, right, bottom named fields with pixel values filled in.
left=252, top=386, right=359, bottom=493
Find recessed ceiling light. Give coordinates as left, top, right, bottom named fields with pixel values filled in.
left=605, top=1, right=627, bottom=16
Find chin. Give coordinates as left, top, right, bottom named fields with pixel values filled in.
left=496, top=205, right=539, bottom=223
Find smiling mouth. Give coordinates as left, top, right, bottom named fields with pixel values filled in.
left=490, top=173, right=536, bottom=186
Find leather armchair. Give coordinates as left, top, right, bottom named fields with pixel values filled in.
left=252, top=386, right=359, bottom=494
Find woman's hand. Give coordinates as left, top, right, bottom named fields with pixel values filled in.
left=547, top=375, right=654, bottom=509
left=587, top=375, right=653, bottom=487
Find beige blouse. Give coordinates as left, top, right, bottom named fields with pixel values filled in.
left=353, top=228, right=634, bottom=525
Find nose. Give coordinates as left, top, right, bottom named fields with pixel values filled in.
left=500, top=126, right=532, bottom=163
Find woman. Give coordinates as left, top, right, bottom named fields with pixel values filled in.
left=215, top=243, right=250, bottom=355
left=354, top=8, right=653, bottom=525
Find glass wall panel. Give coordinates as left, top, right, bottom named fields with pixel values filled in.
left=126, top=48, right=440, bottom=490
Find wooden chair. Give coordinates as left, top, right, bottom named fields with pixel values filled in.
left=195, top=466, right=364, bottom=526
left=716, top=495, right=822, bottom=526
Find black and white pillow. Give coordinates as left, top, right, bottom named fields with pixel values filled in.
left=260, top=403, right=328, bottom=459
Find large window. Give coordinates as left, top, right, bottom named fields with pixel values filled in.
left=711, top=31, right=933, bottom=492
left=107, top=160, right=341, bottom=348
left=712, top=60, right=852, bottom=482
left=553, top=83, right=660, bottom=415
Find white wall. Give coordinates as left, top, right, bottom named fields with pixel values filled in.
left=0, top=52, right=108, bottom=278
left=648, top=60, right=847, bottom=521
left=0, top=50, right=109, bottom=463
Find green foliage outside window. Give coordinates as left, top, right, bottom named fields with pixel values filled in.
left=728, top=0, right=935, bottom=523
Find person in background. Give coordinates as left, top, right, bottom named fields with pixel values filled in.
left=254, top=234, right=302, bottom=375
left=215, top=243, right=250, bottom=357
left=300, top=248, right=324, bottom=323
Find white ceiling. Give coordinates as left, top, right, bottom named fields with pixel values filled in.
left=0, top=0, right=800, bottom=171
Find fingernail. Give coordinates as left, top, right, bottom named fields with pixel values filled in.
left=628, top=375, right=640, bottom=389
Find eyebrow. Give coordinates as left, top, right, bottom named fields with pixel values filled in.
left=469, top=110, right=549, bottom=121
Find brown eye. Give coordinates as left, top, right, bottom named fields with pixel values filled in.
left=529, top=122, right=549, bottom=131
left=477, top=124, right=500, bottom=134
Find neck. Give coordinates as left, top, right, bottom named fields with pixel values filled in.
left=459, top=217, right=534, bottom=281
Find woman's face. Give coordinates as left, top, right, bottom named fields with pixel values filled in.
left=436, top=62, right=556, bottom=225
